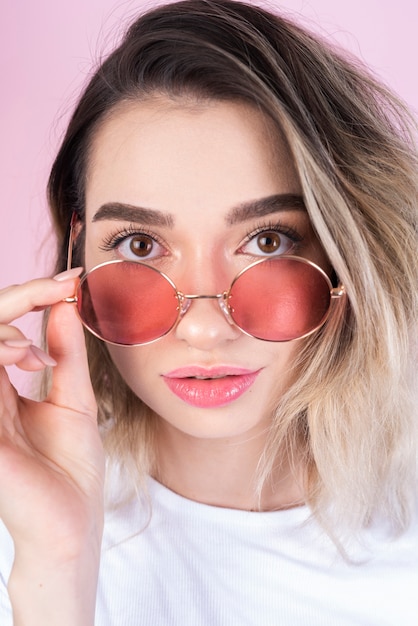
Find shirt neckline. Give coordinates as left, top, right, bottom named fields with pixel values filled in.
left=147, top=475, right=311, bottom=528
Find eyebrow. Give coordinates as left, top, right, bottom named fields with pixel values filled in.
left=92, top=193, right=306, bottom=228
left=92, top=202, right=175, bottom=228
left=225, top=194, right=306, bottom=225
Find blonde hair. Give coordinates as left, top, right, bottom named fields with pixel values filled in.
left=46, top=0, right=418, bottom=537
left=260, top=108, right=418, bottom=536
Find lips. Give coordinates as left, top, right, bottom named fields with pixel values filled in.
left=162, top=366, right=261, bottom=408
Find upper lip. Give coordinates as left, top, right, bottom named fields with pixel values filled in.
left=163, top=366, right=260, bottom=378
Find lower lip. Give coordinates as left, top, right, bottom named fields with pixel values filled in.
left=162, top=372, right=260, bottom=408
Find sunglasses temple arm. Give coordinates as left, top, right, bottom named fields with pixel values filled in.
left=331, top=285, right=346, bottom=298
left=66, top=212, right=79, bottom=271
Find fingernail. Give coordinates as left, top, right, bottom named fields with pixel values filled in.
left=53, top=267, right=83, bottom=282
left=30, top=345, right=57, bottom=367
left=4, top=339, right=33, bottom=349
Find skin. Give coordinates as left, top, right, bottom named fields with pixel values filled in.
left=85, top=96, right=329, bottom=510
left=0, top=96, right=329, bottom=622
left=0, top=275, right=104, bottom=624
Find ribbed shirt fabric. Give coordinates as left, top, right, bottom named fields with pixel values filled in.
left=1, top=475, right=418, bottom=625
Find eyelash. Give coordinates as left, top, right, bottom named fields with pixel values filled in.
left=239, top=220, right=303, bottom=251
left=99, top=224, right=168, bottom=253
left=98, top=219, right=303, bottom=258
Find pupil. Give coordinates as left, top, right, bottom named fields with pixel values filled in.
left=130, top=236, right=153, bottom=257
left=257, top=231, right=280, bottom=253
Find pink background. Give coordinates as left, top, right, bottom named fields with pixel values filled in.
left=2, top=0, right=417, bottom=393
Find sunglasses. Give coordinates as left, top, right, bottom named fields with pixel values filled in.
left=65, top=215, right=346, bottom=346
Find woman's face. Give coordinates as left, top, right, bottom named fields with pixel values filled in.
left=84, top=97, right=328, bottom=442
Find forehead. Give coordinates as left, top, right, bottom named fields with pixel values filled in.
left=85, top=96, right=300, bottom=222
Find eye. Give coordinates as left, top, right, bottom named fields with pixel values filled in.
left=118, top=233, right=166, bottom=260
left=240, top=228, right=298, bottom=257
left=100, top=228, right=168, bottom=261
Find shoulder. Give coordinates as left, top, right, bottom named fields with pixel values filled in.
left=0, top=520, right=14, bottom=581
left=0, top=520, right=13, bottom=624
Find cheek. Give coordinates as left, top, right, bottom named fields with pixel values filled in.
left=107, top=344, right=158, bottom=403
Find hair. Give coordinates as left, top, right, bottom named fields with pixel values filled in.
left=46, top=0, right=418, bottom=538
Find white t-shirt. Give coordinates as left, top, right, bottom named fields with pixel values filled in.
left=1, top=475, right=417, bottom=625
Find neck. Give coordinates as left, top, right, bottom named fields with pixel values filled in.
left=153, top=421, right=305, bottom=512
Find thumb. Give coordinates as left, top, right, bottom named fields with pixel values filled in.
left=46, top=300, right=97, bottom=416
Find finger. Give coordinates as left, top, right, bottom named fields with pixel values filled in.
left=0, top=323, right=38, bottom=370
left=0, top=322, right=32, bottom=365
left=0, top=269, right=82, bottom=324
left=0, top=339, right=56, bottom=371
left=46, top=300, right=97, bottom=417
left=16, top=346, right=57, bottom=372
left=0, top=340, right=34, bottom=369
left=0, top=316, right=59, bottom=370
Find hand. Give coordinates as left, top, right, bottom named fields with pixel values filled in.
left=0, top=270, right=105, bottom=624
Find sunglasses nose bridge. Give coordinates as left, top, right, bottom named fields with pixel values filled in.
left=179, top=293, right=234, bottom=325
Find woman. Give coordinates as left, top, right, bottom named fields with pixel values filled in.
left=1, top=1, right=417, bottom=624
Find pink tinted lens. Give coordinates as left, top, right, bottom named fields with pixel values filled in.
left=228, top=258, right=331, bottom=341
left=77, top=261, right=179, bottom=345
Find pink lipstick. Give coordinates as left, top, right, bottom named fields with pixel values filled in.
left=162, top=366, right=261, bottom=408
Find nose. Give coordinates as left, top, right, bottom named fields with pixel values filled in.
left=174, top=294, right=242, bottom=350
